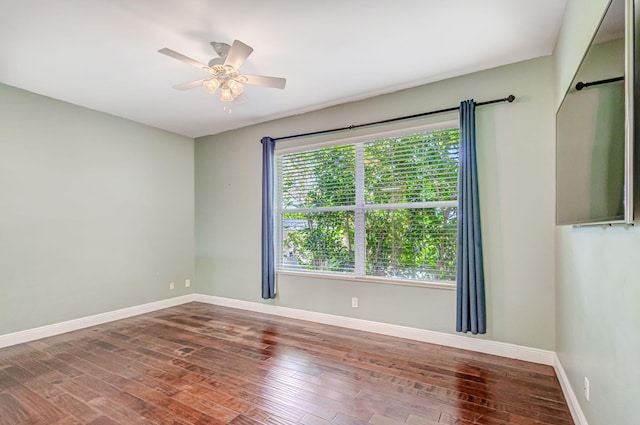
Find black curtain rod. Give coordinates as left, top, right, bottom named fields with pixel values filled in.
left=272, top=95, right=515, bottom=142
left=575, top=76, right=623, bottom=91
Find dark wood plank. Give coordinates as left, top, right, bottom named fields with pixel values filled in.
left=0, top=392, right=34, bottom=425
left=0, top=302, right=574, bottom=425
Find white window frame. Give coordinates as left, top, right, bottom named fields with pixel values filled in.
left=275, top=120, right=459, bottom=289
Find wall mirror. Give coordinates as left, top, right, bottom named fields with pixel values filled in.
left=556, top=0, right=635, bottom=225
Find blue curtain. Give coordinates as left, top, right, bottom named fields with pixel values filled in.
left=261, top=137, right=276, bottom=299
left=456, top=100, right=486, bottom=334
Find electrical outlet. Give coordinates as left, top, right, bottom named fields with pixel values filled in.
left=185, top=279, right=191, bottom=288
left=351, top=297, right=359, bottom=308
left=584, top=377, right=590, bottom=401
left=169, top=282, right=175, bottom=290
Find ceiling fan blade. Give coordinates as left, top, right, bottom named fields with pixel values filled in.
left=242, top=75, right=286, bottom=89
left=172, top=79, right=207, bottom=91
left=224, top=40, right=253, bottom=69
left=158, top=48, right=211, bottom=72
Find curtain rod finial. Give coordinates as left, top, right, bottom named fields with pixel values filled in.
left=507, top=95, right=515, bottom=103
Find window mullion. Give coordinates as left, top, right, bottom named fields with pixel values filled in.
left=355, top=143, right=366, bottom=277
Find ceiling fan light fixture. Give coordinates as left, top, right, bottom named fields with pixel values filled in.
left=220, top=86, right=234, bottom=102
left=227, top=79, right=244, bottom=96
left=203, top=78, right=221, bottom=94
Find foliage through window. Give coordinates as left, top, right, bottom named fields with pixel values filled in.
left=276, top=126, right=459, bottom=284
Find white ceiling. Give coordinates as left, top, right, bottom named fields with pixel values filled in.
left=0, top=0, right=567, bottom=139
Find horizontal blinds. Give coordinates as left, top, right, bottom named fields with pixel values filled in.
left=276, top=126, right=459, bottom=283
left=278, top=144, right=355, bottom=208
left=364, top=128, right=459, bottom=204
left=280, top=211, right=355, bottom=273
left=365, top=207, right=457, bottom=282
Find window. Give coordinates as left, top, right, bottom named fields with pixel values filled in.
left=275, top=124, right=459, bottom=285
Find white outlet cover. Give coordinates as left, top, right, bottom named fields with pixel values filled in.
left=169, top=282, right=175, bottom=290
left=185, top=279, right=191, bottom=287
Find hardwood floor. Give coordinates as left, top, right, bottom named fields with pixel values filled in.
left=0, top=302, right=573, bottom=425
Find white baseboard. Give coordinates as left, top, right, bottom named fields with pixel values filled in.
left=0, top=294, right=196, bottom=349
left=0, top=293, right=555, bottom=366
left=553, top=353, right=589, bottom=425
left=193, top=294, right=556, bottom=366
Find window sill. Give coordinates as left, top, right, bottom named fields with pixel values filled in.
left=276, top=270, right=456, bottom=290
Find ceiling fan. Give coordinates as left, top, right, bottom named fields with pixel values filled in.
left=158, top=40, right=286, bottom=103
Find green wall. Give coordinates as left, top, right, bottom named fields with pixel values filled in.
left=0, top=83, right=195, bottom=335
left=195, top=56, right=557, bottom=350
left=553, top=0, right=640, bottom=424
